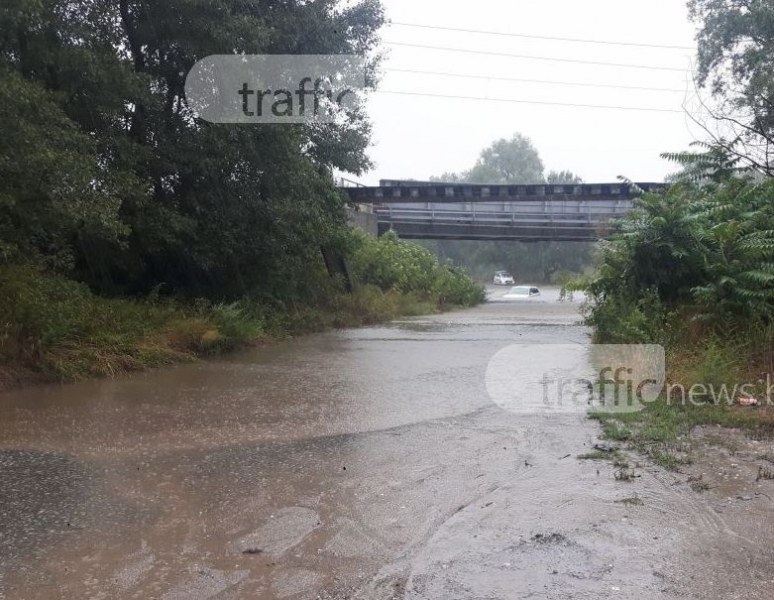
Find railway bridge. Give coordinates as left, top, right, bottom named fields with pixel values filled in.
left=342, top=180, right=663, bottom=241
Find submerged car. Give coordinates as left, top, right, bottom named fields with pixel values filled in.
left=493, top=271, right=515, bottom=285
left=503, top=285, right=541, bottom=298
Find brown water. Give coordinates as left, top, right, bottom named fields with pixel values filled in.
left=1, top=288, right=773, bottom=599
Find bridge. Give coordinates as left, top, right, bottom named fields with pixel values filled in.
left=342, top=181, right=664, bottom=241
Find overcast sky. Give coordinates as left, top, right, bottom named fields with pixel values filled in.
left=360, top=0, right=702, bottom=185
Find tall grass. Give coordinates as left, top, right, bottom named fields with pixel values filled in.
left=0, top=265, right=265, bottom=382
left=0, top=233, right=485, bottom=387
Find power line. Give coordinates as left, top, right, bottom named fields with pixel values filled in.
left=385, top=41, right=689, bottom=72
left=385, top=68, right=687, bottom=93
left=388, top=21, right=695, bottom=51
left=375, top=89, right=685, bottom=113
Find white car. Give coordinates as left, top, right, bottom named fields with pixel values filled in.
left=503, top=285, right=541, bottom=298
left=493, top=271, right=515, bottom=285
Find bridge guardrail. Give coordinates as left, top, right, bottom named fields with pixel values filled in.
left=375, top=207, right=627, bottom=225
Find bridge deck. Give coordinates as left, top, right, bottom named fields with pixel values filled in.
left=342, top=181, right=661, bottom=241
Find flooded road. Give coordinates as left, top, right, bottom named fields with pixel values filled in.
left=1, top=288, right=773, bottom=599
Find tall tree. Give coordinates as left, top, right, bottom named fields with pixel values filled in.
left=467, top=134, right=545, bottom=184
left=689, top=0, right=774, bottom=175
left=0, top=0, right=384, bottom=299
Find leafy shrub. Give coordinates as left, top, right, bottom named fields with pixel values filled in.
left=587, top=178, right=774, bottom=338
left=349, top=230, right=485, bottom=307
left=585, top=289, right=674, bottom=345
left=433, top=263, right=486, bottom=308
left=350, top=230, right=438, bottom=293
left=584, top=170, right=774, bottom=403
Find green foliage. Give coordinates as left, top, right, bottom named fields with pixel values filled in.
left=329, top=285, right=432, bottom=326
left=583, top=2, right=774, bottom=453
left=0, top=0, right=385, bottom=299
left=202, top=303, right=265, bottom=353
left=584, top=289, right=674, bottom=345
left=600, top=421, right=632, bottom=442
left=349, top=230, right=485, bottom=306
left=0, top=264, right=272, bottom=380
left=589, top=185, right=706, bottom=305
left=586, top=172, right=774, bottom=440
left=587, top=177, right=774, bottom=337
left=0, top=0, right=488, bottom=386
left=546, top=170, right=584, bottom=185
left=0, top=67, right=127, bottom=268
left=432, top=263, right=487, bottom=308
left=0, top=264, right=185, bottom=379
left=350, top=230, right=437, bottom=293
left=680, top=338, right=747, bottom=402
left=690, top=0, right=774, bottom=101
left=0, top=242, right=485, bottom=385
left=432, top=132, right=583, bottom=188
left=466, top=134, right=545, bottom=184
left=662, top=141, right=747, bottom=184
left=689, top=0, right=774, bottom=175
left=690, top=180, right=774, bottom=322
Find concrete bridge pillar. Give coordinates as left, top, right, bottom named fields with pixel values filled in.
left=347, top=206, right=379, bottom=237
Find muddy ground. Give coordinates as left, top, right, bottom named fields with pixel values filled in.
left=0, top=287, right=772, bottom=599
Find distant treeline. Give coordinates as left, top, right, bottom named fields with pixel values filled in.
left=423, top=133, right=594, bottom=282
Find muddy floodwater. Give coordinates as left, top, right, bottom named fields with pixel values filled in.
left=1, top=287, right=773, bottom=599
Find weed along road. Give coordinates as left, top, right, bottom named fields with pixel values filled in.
left=1, top=289, right=773, bottom=599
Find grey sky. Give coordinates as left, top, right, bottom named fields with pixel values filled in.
left=361, top=0, right=702, bottom=184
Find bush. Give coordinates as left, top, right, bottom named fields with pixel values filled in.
left=0, top=265, right=266, bottom=381
left=587, top=180, right=774, bottom=333
left=583, top=176, right=774, bottom=410
left=0, top=233, right=485, bottom=386
left=350, top=230, right=437, bottom=293
left=433, top=263, right=487, bottom=308
left=584, top=289, right=675, bottom=345
left=349, top=230, right=485, bottom=308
